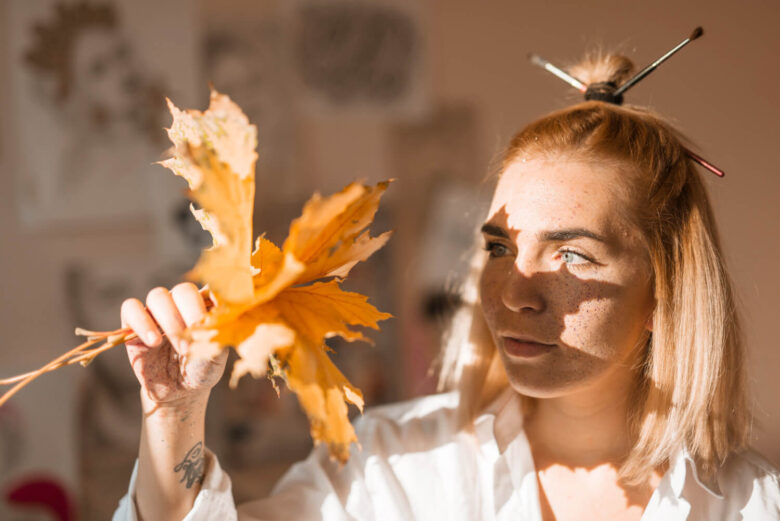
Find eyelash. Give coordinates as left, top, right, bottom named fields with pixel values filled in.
left=483, top=242, right=594, bottom=268
left=557, top=249, right=593, bottom=268
left=483, top=241, right=510, bottom=258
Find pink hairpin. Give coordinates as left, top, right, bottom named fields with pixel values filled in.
left=683, top=147, right=725, bottom=177
left=529, top=26, right=725, bottom=178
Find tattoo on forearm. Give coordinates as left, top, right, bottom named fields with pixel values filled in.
left=174, top=441, right=205, bottom=489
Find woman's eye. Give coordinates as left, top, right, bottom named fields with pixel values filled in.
left=560, top=250, right=590, bottom=266
left=484, top=242, right=510, bottom=258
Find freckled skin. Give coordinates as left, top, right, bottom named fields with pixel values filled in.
left=479, top=157, right=655, bottom=398
left=122, top=283, right=228, bottom=406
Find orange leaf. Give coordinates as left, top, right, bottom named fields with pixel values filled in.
left=301, top=229, right=393, bottom=282
left=284, top=181, right=392, bottom=284
left=4, top=90, right=394, bottom=466
left=251, top=234, right=283, bottom=287
left=274, top=279, right=392, bottom=346
left=190, top=304, right=293, bottom=384
left=164, top=91, right=392, bottom=463
left=283, top=339, right=364, bottom=464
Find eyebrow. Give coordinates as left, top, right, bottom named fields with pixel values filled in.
left=480, top=223, right=509, bottom=238
left=480, top=223, right=608, bottom=244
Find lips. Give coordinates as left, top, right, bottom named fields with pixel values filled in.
left=500, top=335, right=556, bottom=358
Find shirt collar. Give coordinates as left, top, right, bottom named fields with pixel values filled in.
left=670, top=446, right=725, bottom=499
left=474, top=389, right=725, bottom=500
left=474, top=387, right=521, bottom=454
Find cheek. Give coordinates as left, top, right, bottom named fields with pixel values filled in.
left=559, top=299, right=623, bottom=357
left=556, top=282, right=650, bottom=358
left=478, top=265, right=500, bottom=317
left=478, top=262, right=517, bottom=335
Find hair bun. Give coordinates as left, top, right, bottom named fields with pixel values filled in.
left=568, top=53, right=636, bottom=87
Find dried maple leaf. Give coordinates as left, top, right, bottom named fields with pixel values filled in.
left=161, top=90, right=392, bottom=463
left=284, top=181, right=392, bottom=284
left=284, top=338, right=365, bottom=463
left=0, top=93, right=392, bottom=453
left=160, top=91, right=258, bottom=304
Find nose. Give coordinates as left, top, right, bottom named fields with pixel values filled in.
left=500, top=256, right=546, bottom=313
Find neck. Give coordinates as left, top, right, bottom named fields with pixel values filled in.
left=522, top=366, right=638, bottom=467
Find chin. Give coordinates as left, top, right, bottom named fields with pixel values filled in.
left=506, top=377, right=570, bottom=399
left=501, top=359, right=605, bottom=399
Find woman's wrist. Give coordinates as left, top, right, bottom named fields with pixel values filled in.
left=140, top=388, right=211, bottom=418
left=135, top=389, right=211, bottom=519
left=138, top=388, right=209, bottom=491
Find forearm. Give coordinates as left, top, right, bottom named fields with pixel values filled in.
left=135, top=391, right=210, bottom=521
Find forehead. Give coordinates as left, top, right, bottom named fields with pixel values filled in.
left=488, top=157, right=633, bottom=234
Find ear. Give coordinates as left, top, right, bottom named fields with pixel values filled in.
left=644, top=311, right=654, bottom=332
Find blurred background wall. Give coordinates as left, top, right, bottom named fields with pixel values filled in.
left=0, top=0, right=777, bottom=519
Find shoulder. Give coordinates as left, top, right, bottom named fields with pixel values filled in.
left=720, top=448, right=780, bottom=493
left=351, top=392, right=463, bottom=455
left=715, top=448, right=780, bottom=515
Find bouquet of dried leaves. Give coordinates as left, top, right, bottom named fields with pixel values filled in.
left=0, top=90, right=392, bottom=463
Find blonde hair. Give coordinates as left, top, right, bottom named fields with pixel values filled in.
left=438, top=53, right=751, bottom=484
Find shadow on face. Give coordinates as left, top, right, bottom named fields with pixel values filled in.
left=478, top=158, right=655, bottom=401
left=479, top=203, right=669, bottom=508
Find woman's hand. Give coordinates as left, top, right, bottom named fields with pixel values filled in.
left=121, top=282, right=227, bottom=407
left=121, top=282, right=226, bottom=519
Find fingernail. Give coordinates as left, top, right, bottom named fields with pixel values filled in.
left=146, top=332, right=160, bottom=345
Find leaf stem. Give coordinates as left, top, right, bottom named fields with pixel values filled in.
left=0, top=328, right=135, bottom=406
left=0, top=286, right=214, bottom=407
left=0, top=337, right=100, bottom=406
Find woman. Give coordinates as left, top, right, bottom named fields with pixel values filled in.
left=113, top=55, right=780, bottom=520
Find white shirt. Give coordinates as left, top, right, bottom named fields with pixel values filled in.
left=113, top=391, right=780, bottom=520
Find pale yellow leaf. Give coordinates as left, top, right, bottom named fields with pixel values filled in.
left=230, top=322, right=296, bottom=388
left=159, top=92, right=258, bottom=304
left=164, top=91, right=258, bottom=180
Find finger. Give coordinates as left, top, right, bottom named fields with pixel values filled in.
left=121, top=298, right=162, bottom=347
left=145, top=287, right=187, bottom=353
left=170, top=282, right=208, bottom=328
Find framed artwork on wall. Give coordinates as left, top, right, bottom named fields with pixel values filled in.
left=283, top=0, right=427, bottom=119
left=8, top=0, right=199, bottom=230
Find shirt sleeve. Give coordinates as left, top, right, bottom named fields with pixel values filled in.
left=737, top=451, right=780, bottom=520
left=111, top=431, right=383, bottom=521
left=111, top=402, right=435, bottom=521
left=111, top=448, right=238, bottom=521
